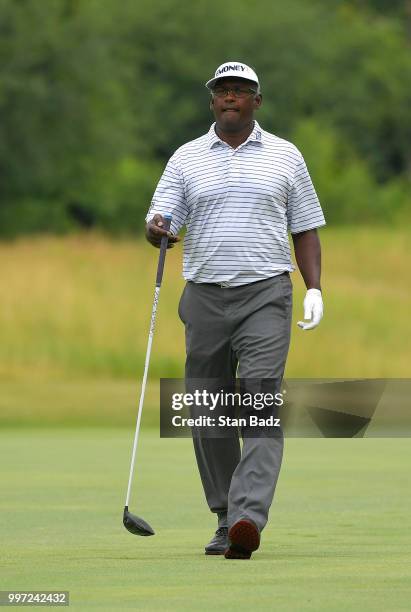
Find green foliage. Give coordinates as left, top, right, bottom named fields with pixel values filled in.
left=79, top=157, right=164, bottom=233
left=0, top=198, right=74, bottom=238
left=0, top=0, right=136, bottom=233
left=0, top=0, right=410, bottom=235
left=291, top=119, right=411, bottom=224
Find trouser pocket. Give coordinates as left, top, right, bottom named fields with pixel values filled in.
left=178, top=284, right=187, bottom=323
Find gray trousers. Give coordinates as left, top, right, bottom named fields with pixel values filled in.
left=178, top=274, right=292, bottom=532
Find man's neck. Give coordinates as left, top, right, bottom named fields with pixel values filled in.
left=215, top=121, right=254, bottom=149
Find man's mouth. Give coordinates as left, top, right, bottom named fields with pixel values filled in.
left=222, top=108, right=239, bottom=113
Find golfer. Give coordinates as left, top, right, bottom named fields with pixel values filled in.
left=145, top=62, right=325, bottom=559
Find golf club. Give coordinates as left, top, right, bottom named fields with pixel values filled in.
left=123, top=212, right=172, bottom=536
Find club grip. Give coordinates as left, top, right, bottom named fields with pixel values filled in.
left=155, top=214, right=172, bottom=287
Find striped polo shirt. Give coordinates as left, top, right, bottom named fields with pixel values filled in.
left=146, top=120, right=325, bottom=287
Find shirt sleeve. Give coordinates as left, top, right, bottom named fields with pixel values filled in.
left=287, top=153, right=326, bottom=234
left=145, top=157, right=188, bottom=234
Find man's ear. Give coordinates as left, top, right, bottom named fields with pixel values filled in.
left=253, top=94, right=263, bottom=110
left=209, top=96, right=214, bottom=110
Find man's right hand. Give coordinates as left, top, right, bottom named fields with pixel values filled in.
left=145, top=214, right=181, bottom=248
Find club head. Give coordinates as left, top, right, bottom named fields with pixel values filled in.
left=123, top=506, right=155, bottom=536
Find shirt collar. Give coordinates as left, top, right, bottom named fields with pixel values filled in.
left=207, top=120, right=264, bottom=149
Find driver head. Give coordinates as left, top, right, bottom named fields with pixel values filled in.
left=123, top=506, right=155, bottom=536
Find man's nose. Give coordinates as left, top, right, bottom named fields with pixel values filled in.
left=223, top=88, right=236, bottom=100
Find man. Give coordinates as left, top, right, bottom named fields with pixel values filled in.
left=145, top=62, right=325, bottom=559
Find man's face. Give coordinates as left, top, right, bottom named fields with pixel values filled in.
left=210, top=77, right=262, bottom=133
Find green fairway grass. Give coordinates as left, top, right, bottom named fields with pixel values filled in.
left=1, top=428, right=410, bottom=611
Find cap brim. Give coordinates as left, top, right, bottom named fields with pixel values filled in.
left=205, top=76, right=259, bottom=90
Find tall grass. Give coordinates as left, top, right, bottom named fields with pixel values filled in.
left=0, top=228, right=410, bottom=381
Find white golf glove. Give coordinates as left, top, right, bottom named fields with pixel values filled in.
left=297, top=288, right=323, bottom=331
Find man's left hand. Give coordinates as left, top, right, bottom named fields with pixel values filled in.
left=297, top=288, right=323, bottom=331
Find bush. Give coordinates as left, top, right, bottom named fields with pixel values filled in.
left=291, top=119, right=410, bottom=224
left=0, top=199, right=74, bottom=238
left=74, top=157, right=163, bottom=234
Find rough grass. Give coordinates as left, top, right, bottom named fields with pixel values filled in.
left=0, top=227, right=410, bottom=381
left=1, top=429, right=410, bottom=611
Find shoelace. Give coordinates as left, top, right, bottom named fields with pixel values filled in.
left=216, top=527, right=228, bottom=537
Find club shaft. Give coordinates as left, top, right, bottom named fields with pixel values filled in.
left=125, top=285, right=160, bottom=507
left=125, top=214, right=172, bottom=508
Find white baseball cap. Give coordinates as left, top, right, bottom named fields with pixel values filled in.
left=205, top=61, right=259, bottom=90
